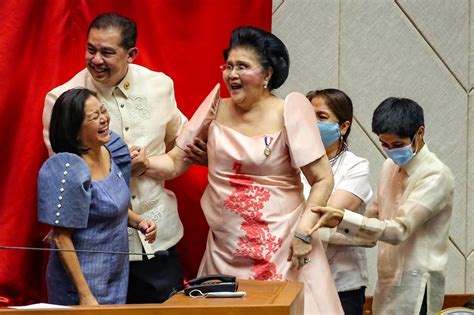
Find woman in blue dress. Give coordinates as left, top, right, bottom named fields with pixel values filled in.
left=38, top=88, right=156, bottom=305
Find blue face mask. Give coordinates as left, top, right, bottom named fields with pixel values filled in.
left=318, top=121, right=340, bottom=148
left=383, top=142, right=416, bottom=166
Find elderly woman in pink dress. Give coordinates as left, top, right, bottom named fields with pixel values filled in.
left=148, top=26, right=342, bottom=314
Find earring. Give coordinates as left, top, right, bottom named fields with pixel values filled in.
left=263, top=81, right=268, bottom=89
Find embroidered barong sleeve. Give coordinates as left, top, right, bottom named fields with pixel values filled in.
left=338, top=168, right=453, bottom=245
left=325, top=228, right=377, bottom=247
left=43, top=92, right=58, bottom=156
left=163, top=78, right=188, bottom=151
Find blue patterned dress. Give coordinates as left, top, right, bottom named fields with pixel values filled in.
left=38, top=132, right=131, bottom=305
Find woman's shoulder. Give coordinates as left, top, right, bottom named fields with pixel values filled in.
left=339, top=150, right=370, bottom=173
left=38, top=153, right=92, bottom=228
left=105, top=131, right=131, bottom=185
left=344, top=150, right=369, bottom=164
left=282, top=92, right=313, bottom=116
left=283, top=91, right=309, bottom=106
left=40, top=152, right=89, bottom=176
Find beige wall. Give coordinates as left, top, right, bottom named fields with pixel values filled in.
left=272, top=0, right=471, bottom=294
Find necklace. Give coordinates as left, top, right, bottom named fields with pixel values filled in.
left=329, top=143, right=347, bottom=169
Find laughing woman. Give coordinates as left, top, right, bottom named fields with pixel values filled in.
left=144, top=26, right=343, bottom=314
left=38, top=88, right=156, bottom=305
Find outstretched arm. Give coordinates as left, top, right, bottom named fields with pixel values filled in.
left=322, top=189, right=376, bottom=247
left=144, top=145, right=193, bottom=181
left=312, top=170, right=453, bottom=245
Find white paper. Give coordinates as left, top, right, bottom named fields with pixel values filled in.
left=9, top=303, right=71, bottom=309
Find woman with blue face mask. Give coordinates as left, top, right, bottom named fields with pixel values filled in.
left=301, top=89, right=374, bottom=315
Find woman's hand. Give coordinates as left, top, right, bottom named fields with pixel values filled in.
left=287, top=237, right=313, bottom=270
left=138, top=219, right=156, bottom=243
left=309, top=206, right=345, bottom=234
left=184, top=137, right=208, bottom=166
left=79, top=292, right=99, bottom=305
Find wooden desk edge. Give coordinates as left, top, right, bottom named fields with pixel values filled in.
left=0, top=280, right=305, bottom=315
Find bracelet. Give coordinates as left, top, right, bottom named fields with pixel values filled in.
left=294, top=231, right=312, bottom=244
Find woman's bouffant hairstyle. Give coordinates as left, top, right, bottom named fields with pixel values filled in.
left=49, top=88, right=97, bottom=155
left=306, top=88, right=353, bottom=143
left=223, top=26, right=290, bottom=90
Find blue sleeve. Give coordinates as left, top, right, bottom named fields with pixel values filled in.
left=37, top=153, right=91, bottom=228
left=105, top=131, right=131, bottom=186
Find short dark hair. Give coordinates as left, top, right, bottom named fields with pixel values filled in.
left=372, top=97, right=424, bottom=139
left=50, top=88, right=97, bottom=155
left=88, top=13, right=137, bottom=50
left=223, top=26, right=290, bottom=90
left=306, top=88, right=353, bottom=143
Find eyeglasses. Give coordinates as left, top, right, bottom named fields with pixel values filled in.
left=219, top=64, right=260, bottom=74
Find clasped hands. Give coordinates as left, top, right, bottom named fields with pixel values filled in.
left=130, top=145, right=149, bottom=177
left=137, top=219, right=156, bottom=243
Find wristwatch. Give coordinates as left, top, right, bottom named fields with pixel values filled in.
left=294, top=231, right=312, bottom=244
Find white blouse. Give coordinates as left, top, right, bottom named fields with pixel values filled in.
left=302, top=149, right=373, bottom=292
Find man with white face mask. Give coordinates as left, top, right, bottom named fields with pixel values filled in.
left=311, top=97, right=454, bottom=315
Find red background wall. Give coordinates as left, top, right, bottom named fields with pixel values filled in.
left=0, top=0, right=271, bottom=305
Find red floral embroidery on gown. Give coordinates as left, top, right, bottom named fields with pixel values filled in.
left=224, top=162, right=283, bottom=280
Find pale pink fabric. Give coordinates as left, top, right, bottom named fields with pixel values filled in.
left=178, top=85, right=343, bottom=314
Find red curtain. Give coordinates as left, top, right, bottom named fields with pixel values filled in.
left=0, top=0, right=271, bottom=305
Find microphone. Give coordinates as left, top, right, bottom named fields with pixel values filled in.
left=0, top=245, right=169, bottom=257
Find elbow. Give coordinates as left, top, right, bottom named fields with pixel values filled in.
left=383, top=222, right=411, bottom=245
left=385, top=237, right=404, bottom=246
left=52, top=230, right=72, bottom=249
left=320, top=169, right=334, bottom=198
left=327, top=172, right=334, bottom=192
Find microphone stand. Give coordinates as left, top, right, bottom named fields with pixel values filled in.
left=0, top=245, right=169, bottom=257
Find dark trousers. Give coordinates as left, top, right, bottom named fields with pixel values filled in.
left=338, top=286, right=366, bottom=315
left=126, top=246, right=184, bottom=303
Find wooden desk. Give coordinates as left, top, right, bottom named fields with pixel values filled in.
left=0, top=280, right=304, bottom=315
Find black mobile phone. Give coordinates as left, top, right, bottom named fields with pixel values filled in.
left=184, top=274, right=238, bottom=296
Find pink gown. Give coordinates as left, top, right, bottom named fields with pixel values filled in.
left=177, top=84, right=343, bottom=314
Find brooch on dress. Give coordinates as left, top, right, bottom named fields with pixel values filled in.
left=264, top=136, right=273, bottom=158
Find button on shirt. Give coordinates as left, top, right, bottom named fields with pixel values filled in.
left=43, top=64, right=187, bottom=260
left=338, top=145, right=454, bottom=315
